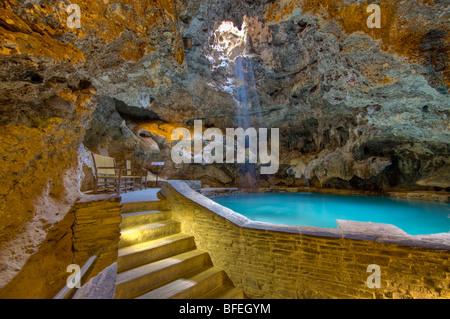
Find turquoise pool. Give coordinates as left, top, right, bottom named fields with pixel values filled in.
left=212, top=193, right=450, bottom=235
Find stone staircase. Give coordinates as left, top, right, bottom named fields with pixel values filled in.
left=115, top=198, right=245, bottom=299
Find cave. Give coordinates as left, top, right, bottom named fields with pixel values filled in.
left=0, top=0, right=449, bottom=303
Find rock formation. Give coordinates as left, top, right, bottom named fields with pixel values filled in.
left=0, top=0, right=448, bottom=296
left=0, top=0, right=184, bottom=295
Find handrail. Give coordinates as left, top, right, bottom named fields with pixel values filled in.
left=53, top=255, right=98, bottom=299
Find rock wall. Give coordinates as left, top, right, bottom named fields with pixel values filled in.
left=0, top=207, right=75, bottom=298
left=0, top=194, right=121, bottom=298
left=164, top=0, right=449, bottom=190
left=83, top=0, right=449, bottom=190
left=0, top=0, right=183, bottom=291
left=0, top=0, right=448, bottom=295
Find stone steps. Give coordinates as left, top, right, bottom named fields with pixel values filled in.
left=136, top=266, right=225, bottom=299
left=121, top=210, right=172, bottom=229
left=115, top=199, right=245, bottom=299
left=119, top=219, right=181, bottom=248
left=115, top=249, right=211, bottom=299
left=118, top=233, right=196, bottom=273
left=121, top=199, right=167, bottom=214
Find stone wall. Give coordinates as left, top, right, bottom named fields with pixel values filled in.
left=161, top=181, right=450, bottom=299
left=72, top=195, right=122, bottom=284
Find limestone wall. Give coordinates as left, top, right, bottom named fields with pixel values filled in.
left=161, top=181, right=450, bottom=299
left=0, top=194, right=121, bottom=298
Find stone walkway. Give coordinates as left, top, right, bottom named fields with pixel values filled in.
left=120, top=188, right=161, bottom=204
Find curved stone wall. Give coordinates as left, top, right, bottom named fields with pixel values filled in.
left=161, top=181, right=450, bottom=298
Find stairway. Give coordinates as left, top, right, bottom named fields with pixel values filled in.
left=115, top=198, right=245, bottom=299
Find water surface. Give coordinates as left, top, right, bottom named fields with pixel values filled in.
left=212, top=193, right=450, bottom=235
